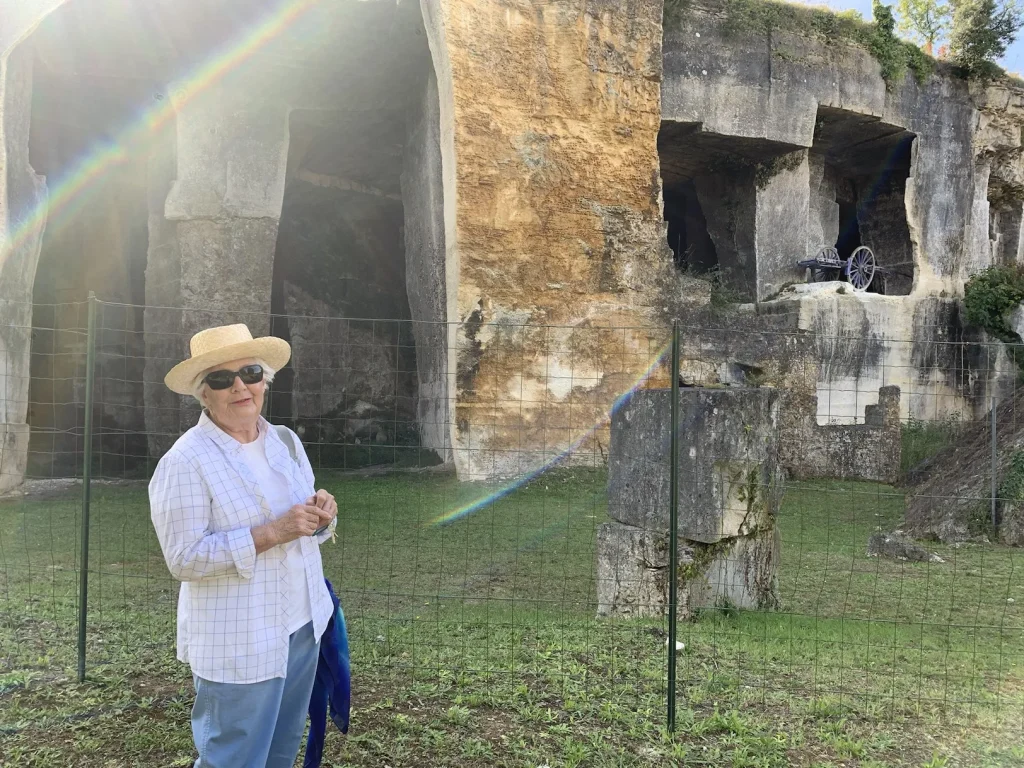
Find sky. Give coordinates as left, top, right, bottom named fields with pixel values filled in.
left=795, top=0, right=1024, bottom=75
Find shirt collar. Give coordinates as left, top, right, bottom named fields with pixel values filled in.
left=198, top=410, right=269, bottom=453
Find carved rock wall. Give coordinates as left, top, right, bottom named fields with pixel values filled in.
left=662, top=4, right=979, bottom=298
left=436, top=0, right=688, bottom=480
left=4, top=0, right=1024, bottom=490
left=780, top=384, right=902, bottom=484
left=402, top=66, right=451, bottom=463
left=142, top=85, right=289, bottom=451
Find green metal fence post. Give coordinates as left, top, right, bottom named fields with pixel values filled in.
left=77, top=292, right=98, bottom=683
left=667, top=321, right=680, bottom=731
left=992, top=394, right=998, bottom=536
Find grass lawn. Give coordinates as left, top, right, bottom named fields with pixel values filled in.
left=2, top=468, right=1024, bottom=767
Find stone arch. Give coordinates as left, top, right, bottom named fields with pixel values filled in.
left=21, top=0, right=181, bottom=477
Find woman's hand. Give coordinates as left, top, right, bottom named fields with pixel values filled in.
left=252, top=504, right=322, bottom=553
left=308, top=489, right=337, bottom=530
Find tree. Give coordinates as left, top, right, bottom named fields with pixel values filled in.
left=949, top=0, right=1023, bottom=75
left=896, top=0, right=951, bottom=54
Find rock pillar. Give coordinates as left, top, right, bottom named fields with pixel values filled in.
left=401, top=67, right=451, bottom=464
left=0, top=46, right=47, bottom=493
left=144, top=84, right=289, bottom=454
left=598, top=388, right=783, bottom=618
left=755, top=151, right=810, bottom=301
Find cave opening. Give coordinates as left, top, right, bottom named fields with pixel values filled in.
left=663, top=181, right=718, bottom=274
left=658, top=121, right=803, bottom=302
left=268, top=0, right=447, bottom=470
left=836, top=198, right=863, bottom=261
left=22, top=4, right=165, bottom=479
left=811, top=107, right=917, bottom=296
left=987, top=178, right=1024, bottom=266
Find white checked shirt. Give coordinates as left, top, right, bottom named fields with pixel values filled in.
left=149, top=412, right=336, bottom=684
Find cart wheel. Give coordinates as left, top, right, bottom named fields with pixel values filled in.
left=816, top=246, right=841, bottom=266
left=847, top=246, right=875, bottom=291
left=812, top=267, right=839, bottom=282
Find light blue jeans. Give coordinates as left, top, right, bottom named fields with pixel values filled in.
left=191, top=622, right=319, bottom=768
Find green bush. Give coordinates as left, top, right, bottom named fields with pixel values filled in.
left=868, top=0, right=914, bottom=84
left=962, top=264, right=1024, bottom=343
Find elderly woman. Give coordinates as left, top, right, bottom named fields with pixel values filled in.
left=149, top=323, right=338, bottom=768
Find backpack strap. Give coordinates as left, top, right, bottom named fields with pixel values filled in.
left=274, top=424, right=300, bottom=465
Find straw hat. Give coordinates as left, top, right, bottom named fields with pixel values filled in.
left=164, top=324, right=291, bottom=395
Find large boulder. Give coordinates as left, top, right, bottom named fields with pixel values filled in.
left=598, top=387, right=783, bottom=618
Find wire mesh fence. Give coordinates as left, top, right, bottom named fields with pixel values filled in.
left=3, top=296, right=1024, bottom=756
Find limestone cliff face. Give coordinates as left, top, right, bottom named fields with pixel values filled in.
left=1, top=0, right=66, bottom=56
left=663, top=2, right=979, bottom=297
left=972, top=81, right=1024, bottom=267
left=0, top=44, right=47, bottom=492
left=660, top=2, right=1019, bottom=428
left=4, top=0, right=1024, bottom=488
left=436, top=0, right=696, bottom=478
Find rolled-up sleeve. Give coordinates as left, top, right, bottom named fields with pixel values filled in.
left=149, top=455, right=257, bottom=581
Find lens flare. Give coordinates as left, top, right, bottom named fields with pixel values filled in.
left=1, top=0, right=323, bottom=263
left=428, top=336, right=674, bottom=527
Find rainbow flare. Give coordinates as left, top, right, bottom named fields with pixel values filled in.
left=428, top=336, right=674, bottom=527
left=2, top=0, right=324, bottom=262
left=5, top=0, right=910, bottom=531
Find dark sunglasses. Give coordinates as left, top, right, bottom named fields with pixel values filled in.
left=203, top=364, right=264, bottom=390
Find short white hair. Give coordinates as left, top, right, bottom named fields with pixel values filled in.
left=192, top=359, right=276, bottom=404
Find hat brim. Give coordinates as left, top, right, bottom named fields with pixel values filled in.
left=164, top=337, right=292, bottom=395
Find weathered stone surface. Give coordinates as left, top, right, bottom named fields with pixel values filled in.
left=867, top=531, right=943, bottom=563
left=0, top=423, right=30, bottom=495
left=596, top=521, right=780, bottom=618
left=0, top=45, right=47, bottom=491
left=694, top=173, right=757, bottom=299
left=5, top=0, right=1024, bottom=488
left=973, top=82, right=1024, bottom=274
left=1, top=0, right=67, bottom=57
left=25, top=77, right=152, bottom=476
left=164, top=86, right=289, bottom=221
left=780, top=385, right=902, bottom=484
left=788, top=291, right=1004, bottom=425
left=402, top=67, right=451, bottom=463
left=282, top=282, right=416, bottom=450
left=807, top=154, right=840, bottom=258
left=144, top=124, right=184, bottom=460
left=998, top=501, right=1024, bottom=547
left=688, top=528, right=781, bottom=611
left=600, top=387, right=782, bottom=617
left=859, top=183, right=915, bottom=295
left=143, top=86, right=289, bottom=454
left=756, top=151, right=810, bottom=300
left=596, top=521, right=694, bottom=619
left=609, top=388, right=783, bottom=542
left=438, top=0, right=689, bottom=480
left=662, top=3, right=977, bottom=294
